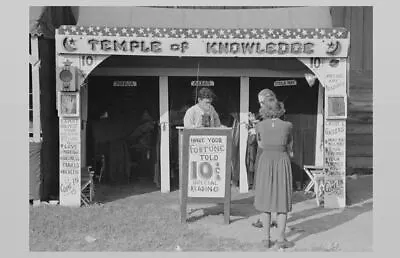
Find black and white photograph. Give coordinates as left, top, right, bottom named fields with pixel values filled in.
left=26, top=5, right=374, bottom=252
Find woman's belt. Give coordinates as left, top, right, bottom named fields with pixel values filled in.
left=260, top=145, right=287, bottom=152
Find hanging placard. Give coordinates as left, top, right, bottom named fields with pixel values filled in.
left=273, top=80, right=297, bottom=87
left=113, top=80, right=138, bottom=87
left=191, top=80, right=215, bottom=87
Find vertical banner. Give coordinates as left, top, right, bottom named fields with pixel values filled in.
left=300, top=57, right=348, bottom=208
left=59, top=118, right=81, bottom=207
left=187, top=135, right=227, bottom=198
left=324, top=120, right=346, bottom=208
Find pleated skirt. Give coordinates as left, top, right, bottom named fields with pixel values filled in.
left=254, top=149, right=293, bottom=213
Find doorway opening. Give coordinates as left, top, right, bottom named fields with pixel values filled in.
left=249, top=76, right=319, bottom=189
left=86, top=76, right=160, bottom=186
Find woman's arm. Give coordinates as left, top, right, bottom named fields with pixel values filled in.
left=287, top=123, right=294, bottom=158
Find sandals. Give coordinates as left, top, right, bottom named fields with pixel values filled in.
left=251, top=219, right=278, bottom=228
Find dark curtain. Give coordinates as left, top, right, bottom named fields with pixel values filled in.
left=31, top=7, right=77, bottom=200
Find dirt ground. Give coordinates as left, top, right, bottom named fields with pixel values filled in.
left=166, top=174, right=373, bottom=251
left=29, top=174, right=372, bottom=251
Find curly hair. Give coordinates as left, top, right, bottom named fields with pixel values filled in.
left=258, top=88, right=276, bottom=104
left=259, top=97, right=286, bottom=119
left=194, top=87, right=216, bottom=101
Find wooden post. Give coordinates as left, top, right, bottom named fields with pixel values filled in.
left=30, top=36, right=41, bottom=143
left=159, top=76, right=170, bottom=193
left=239, top=77, right=249, bottom=193
left=315, top=82, right=324, bottom=166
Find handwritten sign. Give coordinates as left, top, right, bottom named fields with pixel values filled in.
left=324, top=176, right=345, bottom=208
left=188, top=135, right=227, bottom=198
left=59, top=118, right=81, bottom=206
left=298, top=57, right=347, bottom=95
left=180, top=128, right=233, bottom=224
left=324, top=120, right=346, bottom=208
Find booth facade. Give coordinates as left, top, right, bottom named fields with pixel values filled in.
left=55, top=13, right=350, bottom=208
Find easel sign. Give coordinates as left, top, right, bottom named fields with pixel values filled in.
left=179, top=128, right=233, bottom=224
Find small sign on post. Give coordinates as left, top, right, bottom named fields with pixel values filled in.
left=178, top=127, right=233, bottom=224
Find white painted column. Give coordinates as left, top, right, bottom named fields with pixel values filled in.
left=30, top=36, right=41, bottom=142
left=315, top=83, right=324, bottom=166
left=239, top=77, right=249, bottom=193
left=159, top=76, right=170, bottom=193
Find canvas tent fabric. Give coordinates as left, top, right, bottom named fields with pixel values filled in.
left=75, top=6, right=332, bottom=28
left=29, top=6, right=77, bottom=38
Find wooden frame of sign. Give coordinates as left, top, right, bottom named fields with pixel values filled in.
left=178, top=127, right=233, bottom=224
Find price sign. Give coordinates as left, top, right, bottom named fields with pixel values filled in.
left=180, top=128, right=233, bottom=224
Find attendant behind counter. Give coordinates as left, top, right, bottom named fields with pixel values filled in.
left=183, top=87, right=221, bottom=128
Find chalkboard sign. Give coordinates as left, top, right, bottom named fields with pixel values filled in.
left=178, top=127, right=232, bottom=224
left=327, top=95, right=347, bottom=119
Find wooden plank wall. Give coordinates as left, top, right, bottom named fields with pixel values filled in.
left=331, top=6, right=373, bottom=175
left=347, top=70, right=373, bottom=174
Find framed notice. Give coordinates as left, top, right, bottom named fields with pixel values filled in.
left=179, top=128, right=233, bottom=224
left=58, top=92, right=80, bottom=117
left=326, top=95, right=347, bottom=119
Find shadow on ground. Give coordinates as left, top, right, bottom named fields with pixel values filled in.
left=94, top=179, right=163, bottom=204
left=187, top=175, right=373, bottom=237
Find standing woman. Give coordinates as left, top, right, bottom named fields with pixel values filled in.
left=254, top=94, right=294, bottom=249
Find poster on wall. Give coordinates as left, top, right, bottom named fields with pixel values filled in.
left=327, top=95, right=347, bottom=119
left=58, top=92, right=80, bottom=117
left=324, top=120, right=346, bottom=208
left=59, top=118, right=81, bottom=206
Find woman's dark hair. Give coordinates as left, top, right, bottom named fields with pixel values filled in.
left=194, top=87, right=216, bottom=101
left=259, top=97, right=286, bottom=119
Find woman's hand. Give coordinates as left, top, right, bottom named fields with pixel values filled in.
left=248, top=128, right=256, bottom=135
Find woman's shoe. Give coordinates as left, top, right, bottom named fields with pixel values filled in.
left=251, top=219, right=263, bottom=228
left=275, top=239, right=295, bottom=249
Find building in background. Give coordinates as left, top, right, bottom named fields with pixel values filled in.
left=29, top=6, right=372, bottom=204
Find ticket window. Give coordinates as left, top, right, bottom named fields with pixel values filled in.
left=249, top=77, right=319, bottom=188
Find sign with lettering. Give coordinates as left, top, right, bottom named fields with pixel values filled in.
left=324, top=176, right=345, bottom=208
left=187, top=135, right=227, bottom=197
left=298, top=57, right=347, bottom=95
left=274, top=80, right=297, bottom=87
left=113, top=80, right=137, bottom=87
left=324, top=120, right=346, bottom=208
left=59, top=118, right=81, bottom=206
left=56, top=26, right=349, bottom=58
left=180, top=128, right=233, bottom=223
left=191, top=80, right=214, bottom=87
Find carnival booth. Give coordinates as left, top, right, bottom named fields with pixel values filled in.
left=55, top=10, right=349, bottom=208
